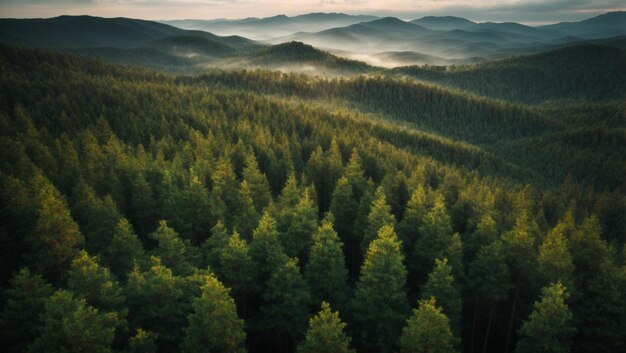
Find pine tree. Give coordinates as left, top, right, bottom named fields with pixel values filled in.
left=278, top=189, right=318, bottom=263
left=0, top=268, right=54, bottom=353
left=149, top=220, right=195, bottom=275
left=361, top=186, right=396, bottom=254
left=414, top=194, right=463, bottom=281
left=260, top=258, right=311, bottom=352
left=181, top=274, right=246, bottom=353
left=219, top=230, right=255, bottom=316
left=233, top=180, right=260, bottom=240
left=343, top=148, right=367, bottom=201
left=102, top=218, right=145, bottom=279
left=400, top=298, right=457, bottom=353
left=202, top=221, right=230, bottom=272
left=538, top=221, right=574, bottom=287
left=298, top=302, right=355, bottom=353
left=28, top=290, right=118, bottom=353
left=67, top=250, right=124, bottom=313
left=125, top=257, right=186, bottom=349
left=242, top=153, right=272, bottom=212
left=305, top=218, right=350, bottom=310
left=421, top=258, right=462, bottom=336
left=329, top=176, right=358, bottom=243
left=516, top=282, right=573, bottom=353
left=398, top=185, right=429, bottom=253
left=249, top=212, right=288, bottom=286
left=212, top=156, right=240, bottom=227
left=352, top=225, right=408, bottom=353
left=31, top=174, right=84, bottom=280
left=126, top=328, right=158, bottom=353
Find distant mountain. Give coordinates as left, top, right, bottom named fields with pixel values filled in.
left=390, top=44, right=626, bottom=103
left=0, top=15, right=182, bottom=48
left=542, top=11, right=626, bottom=38
left=161, top=13, right=379, bottom=40
left=411, top=16, right=475, bottom=31
left=239, top=41, right=373, bottom=74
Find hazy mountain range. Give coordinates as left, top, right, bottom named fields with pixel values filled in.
left=1, top=11, right=625, bottom=70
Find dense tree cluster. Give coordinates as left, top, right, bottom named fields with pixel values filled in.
left=0, top=45, right=625, bottom=353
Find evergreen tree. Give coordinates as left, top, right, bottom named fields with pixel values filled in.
left=0, top=268, right=54, bottom=353
left=298, top=302, right=355, bottom=353
left=538, top=221, right=574, bottom=287
left=102, top=218, right=145, bottom=279
left=278, top=188, right=318, bottom=263
left=398, top=185, right=429, bottom=253
left=242, top=153, right=272, bottom=212
left=352, top=225, right=408, bottom=353
left=126, top=329, right=158, bottom=353
left=362, top=186, right=396, bottom=254
left=148, top=220, right=195, bottom=275
left=67, top=250, right=124, bottom=313
left=399, top=298, right=457, bottom=353
left=414, top=194, right=463, bottom=281
left=211, top=156, right=240, bottom=227
left=219, top=230, right=255, bottom=316
left=181, top=274, right=246, bottom=353
left=125, top=257, right=186, bottom=349
left=305, top=218, right=350, bottom=310
left=516, top=282, right=574, bottom=353
left=343, top=148, right=368, bottom=201
left=420, top=258, right=462, bottom=336
left=233, top=180, right=260, bottom=240
left=202, top=221, right=230, bottom=271
left=249, top=212, right=288, bottom=287
left=463, top=214, right=498, bottom=263
left=260, top=258, right=311, bottom=352
left=329, top=176, right=358, bottom=243
left=31, top=174, right=84, bottom=280
left=467, top=241, right=511, bottom=353
left=28, top=290, right=118, bottom=353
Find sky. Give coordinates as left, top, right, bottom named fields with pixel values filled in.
left=0, top=0, right=624, bottom=24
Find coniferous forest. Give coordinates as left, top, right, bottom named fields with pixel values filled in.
left=1, top=8, right=626, bottom=353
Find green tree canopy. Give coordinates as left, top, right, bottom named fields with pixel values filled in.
left=400, top=297, right=457, bottom=353
left=298, top=302, right=355, bottom=353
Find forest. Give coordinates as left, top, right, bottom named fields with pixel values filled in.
left=0, top=39, right=625, bottom=353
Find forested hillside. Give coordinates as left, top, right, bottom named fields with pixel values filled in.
left=1, top=44, right=625, bottom=353
left=390, top=45, right=626, bottom=104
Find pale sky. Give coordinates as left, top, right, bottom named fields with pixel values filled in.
left=0, top=0, right=624, bottom=24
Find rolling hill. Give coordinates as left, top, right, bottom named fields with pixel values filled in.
left=390, top=44, right=626, bottom=104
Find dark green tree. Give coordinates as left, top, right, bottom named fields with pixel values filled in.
left=298, top=302, right=355, bottom=353
left=305, top=218, right=350, bottom=310
left=352, top=225, right=408, bottom=353
left=181, top=274, right=246, bottom=353
left=420, top=258, right=462, bottom=336
left=400, top=298, right=457, bottom=353
left=242, top=153, right=272, bottom=212
left=260, top=258, right=311, bottom=352
left=102, top=218, right=145, bottom=279
left=28, top=290, right=118, bottom=353
left=516, top=282, right=574, bottom=353
left=67, top=250, right=124, bottom=313
left=361, top=186, right=396, bottom=254
left=126, top=328, right=158, bottom=353
left=0, top=268, right=54, bottom=353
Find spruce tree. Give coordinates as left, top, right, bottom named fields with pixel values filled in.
left=28, top=290, right=118, bottom=353
left=219, top=230, right=255, bottom=316
left=298, top=302, right=355, bottom=353
left=352, top=225, right=408, bottom=353
left=516, top=282, right=573, bottom=353
left=305, top=218, right=350, bottom=310
left=330, top=176, right=358, bottom=243
left=181, top=274, right=246, bottom=353
left=102, top=218, right=145, bottom=280
left=242, top=153, right=272, bottom=212
left=67, top=250, right=124, bottom=313
left=0, top=268, right=54, bottom=353
left=278, top=188, right=318, bottom=263
left=400, top=298, right=456, bottom=353
left=361, top=186, right=396, bottom=254
left=421, top=258, right=462, bottom=336
left=260, top=258, right=311, bottom=352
